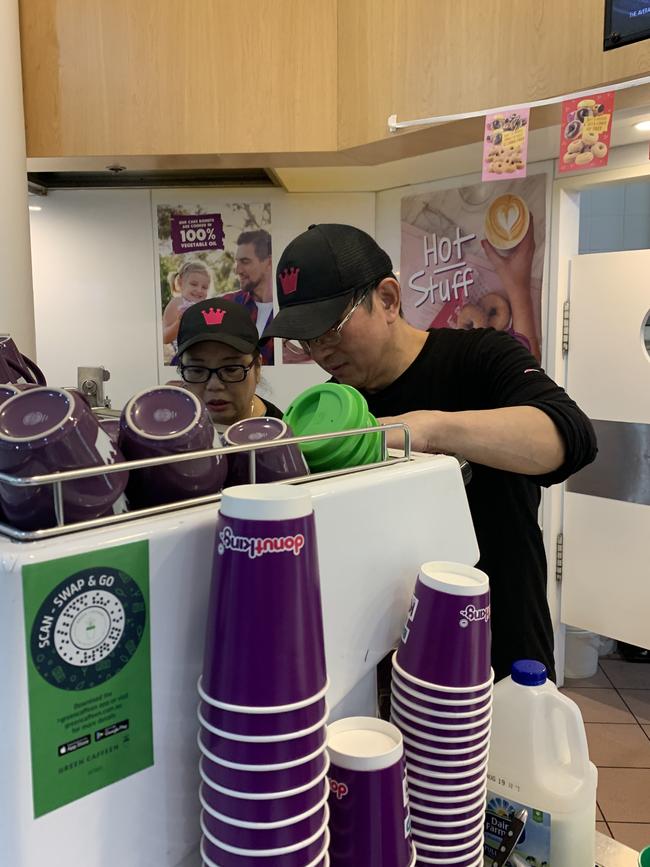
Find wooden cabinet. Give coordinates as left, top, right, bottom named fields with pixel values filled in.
left=18, top=0, right=650, bottom=163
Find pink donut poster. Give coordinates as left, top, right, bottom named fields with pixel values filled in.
left=400, top=174, right=547, bottom=362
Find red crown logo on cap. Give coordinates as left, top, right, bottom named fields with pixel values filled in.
left=201, top=307, right=226, bottom=326
left=279, top=267, right=300, bottom=295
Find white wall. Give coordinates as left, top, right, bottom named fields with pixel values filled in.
left=29, top=188, right=375, bottom=410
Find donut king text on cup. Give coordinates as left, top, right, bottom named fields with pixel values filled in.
left=459, top=603, right=491, bottom=628
left=329, top=778, right=349, bottom=800
left=217, top=525, right=306, bottom=559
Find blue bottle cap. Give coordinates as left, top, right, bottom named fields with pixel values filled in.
left=511, top=659, right=548, bottom=686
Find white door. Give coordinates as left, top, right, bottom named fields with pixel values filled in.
left=561, top=249, right=650, bottom=648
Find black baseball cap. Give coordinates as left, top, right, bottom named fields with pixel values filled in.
left=262, top=224, right=394, bottom=340
left=177, top=298, right=259, bottom=356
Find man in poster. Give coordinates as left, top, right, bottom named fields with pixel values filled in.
left=223, top=229, right=275, bottom=364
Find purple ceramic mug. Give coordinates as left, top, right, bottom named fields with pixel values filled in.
left=119, top=385, right=226, bottom=507
left=201, top=485, right=327, bottom=708
left=99, top=418, right=120, bottom=447
left=0, top=388, right=128, bottom=530
left=199, top=736, right=329, bottom=795
left=223, top=417, right=309, bottom=486
left=395, top=563, right=491, bottom=689
left=0, top=336, right=46, bottom=385
left=200, top=765, right=330, bottom=824
left=198, top=689, right=328, bottom=738
left=0, top=384, right=20, bottom=407
left=327, top=717, right=414, bottom=867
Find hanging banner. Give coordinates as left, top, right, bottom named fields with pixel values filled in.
left=401, top=174, right=547, bottom=362
left=482, top=108, right=530, bottom=182
left=23, top=541, right=153, bottom=817
left=559, top=91, right=615, bottom=172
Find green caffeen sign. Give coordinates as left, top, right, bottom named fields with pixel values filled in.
left=23, top=541, right=153, bottom=817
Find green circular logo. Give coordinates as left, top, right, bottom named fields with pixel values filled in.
left=30, top=567, right=146, bottom=691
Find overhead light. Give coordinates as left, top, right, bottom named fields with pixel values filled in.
left=634, top=120, right=650, bottom=131
left=28, top=205, right=42, bottom=212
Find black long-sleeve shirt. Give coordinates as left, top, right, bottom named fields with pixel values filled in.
left=361, top=328, right=597, bottom=681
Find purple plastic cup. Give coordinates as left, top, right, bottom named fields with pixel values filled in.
left=198, top=687, right=328, bottom=738
left=199, top=708, right=328, bottom=765
left=0, top=336, right=46, bottom=385
left=395, top=563, right=491, bottom=689
left=201, top=485, right=327, bottom=708
left=223, top=417, right=309, bottom=486
left=200, top=812, right=329, bottom=867
left=392, top=667, right=494, bottom=707
left=199, top=736, right=329, bottom=795
left=119, top=385, right=226, bottom=507
left=391, top=680, right=492, bottom=719
left=200, top=763, right=330, bottom=824
left=327, top=717, right=413, bottom=867
left=0, top=388, right=128, bottom=530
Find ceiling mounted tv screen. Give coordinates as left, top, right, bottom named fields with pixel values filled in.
left=604, top=1, right=650, bottom=49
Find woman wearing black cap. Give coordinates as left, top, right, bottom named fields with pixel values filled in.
left=175, top=298, right=282, bottom=430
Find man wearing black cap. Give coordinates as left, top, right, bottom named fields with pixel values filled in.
left=263, top=224, right=597, bottom=682
left=176, top=298, right=282, bottom=429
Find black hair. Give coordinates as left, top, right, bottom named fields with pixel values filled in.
left=236, top=229, right=272, bottom=261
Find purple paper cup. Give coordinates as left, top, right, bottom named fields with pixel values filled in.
left=405, top=760, right=488, bottom=787
left=201, top=788, right=328, bottom=849
left=200, top=811, right=329, bottom=867
left=395, top=563, right=491, bottom=689
left=119, top=385, right=227, bottom=507
left=391, top=703, right=492, bottom=739
left=410, top=833, right=484, bottom=861
left=0, top=387, right=128, bottom=530
left=407, top=773, right=487, bottom=795
left=199, top=699, right=329, bottom=740
left=392, top=667, right=494, bottom=707
left=415, top=848, right=483, bottom=867
left=327, top=717, right=413, bottom=867
left=410, top=820, right=483, bottom=848
left=199, top=707, right=328, bottom=765
left=202, top=486, right=327, bottom=708
left=199, top=736, right=329, bottom=795
left=405, top=746, right=490, bottom=775
left=200, top=764, right=330, bottom=824
left=409, top=785, right=486, bottom=810
left=223, top=417, right=309, bottom=486
left=391, top=680, right=492, bottom=719
left=400, top=734, right=491, bottom=764
left=198, top=683, right=328, bottom=738
left=409, top=793, right=486, bottom=824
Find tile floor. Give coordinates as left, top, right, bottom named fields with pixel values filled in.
left=561, top=657, right=650, bottom=852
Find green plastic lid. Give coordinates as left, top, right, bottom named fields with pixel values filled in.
left=639, top=847, right=650, bottom=867
left=283, top=383, right=381, bottom=471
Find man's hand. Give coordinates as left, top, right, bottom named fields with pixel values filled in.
left=378, top=412, right=438, bottom=453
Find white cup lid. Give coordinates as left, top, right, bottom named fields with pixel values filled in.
left=418, top=562, right=489, bottom=597
left=219, top=484, right=313, bottom=521
left=327, top=716, right=403, bottom=771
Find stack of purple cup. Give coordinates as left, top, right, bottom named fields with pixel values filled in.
left=198, top=485, right=330, bottom=867
left=326, top=716, right=416, bottom=867
left=390, top=562, right=493, bottom=867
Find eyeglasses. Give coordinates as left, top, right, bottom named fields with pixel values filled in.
left=179, top=362, right=254, bottom=384
left=298, top=289, right=370, bottom=356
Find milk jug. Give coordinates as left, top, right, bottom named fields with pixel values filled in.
left=485, top=660, right=597, bottom=866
